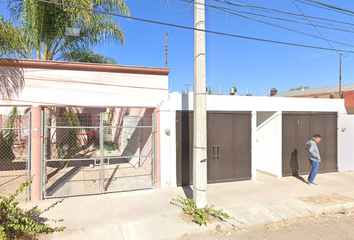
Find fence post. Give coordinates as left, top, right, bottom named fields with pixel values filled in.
left=30, top=106, right=42, bottom=201
left=100, top=113, right=104, bottom=193
left=40, top=111, right=44, bottom=200
left=152, top=112, right=156, bottom=188
left=27, top=112, right=31, bottom=201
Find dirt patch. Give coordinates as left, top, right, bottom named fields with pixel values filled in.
left=298, top=194, right=352, bottom=205
left=180, top=208, right=354, bottom=240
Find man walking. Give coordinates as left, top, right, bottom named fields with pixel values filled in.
left=306, top=134, right=322, bottom=186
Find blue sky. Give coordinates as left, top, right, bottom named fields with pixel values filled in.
left=1, top=0, right=354, bottom=95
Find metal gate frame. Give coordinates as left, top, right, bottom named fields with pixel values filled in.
left=41, top=110, right=157, bottom=199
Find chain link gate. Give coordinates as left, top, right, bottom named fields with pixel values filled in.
left=0, top=111, right=31, bottom=201
left=42, top=109, right=156, bottom=199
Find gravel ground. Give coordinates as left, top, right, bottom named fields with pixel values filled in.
left=180, top=208, right=354, bottom=240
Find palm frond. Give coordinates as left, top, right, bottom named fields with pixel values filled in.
left=0, top=15, right=34, bottom=59
left=61, top=49, right=117, bottom=64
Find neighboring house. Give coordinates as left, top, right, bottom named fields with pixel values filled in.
left=273, top=83, right=354, bottom=114
left=0, top=58, right=169, bottom=201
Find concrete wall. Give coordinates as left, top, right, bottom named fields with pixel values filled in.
left=338, top=114, right=354, bottom=171
left=256, top=111, right=282, bottom=177
left=158, top=92, right=347, bottom=188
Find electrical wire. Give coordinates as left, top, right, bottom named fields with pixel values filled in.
left=209, top=0, right=354, bottom=28
left=205, top=3, right=354, bottom=49
left=34, top=0, right=354, bottom=54
left=303, top=0, right=354, bottom=15
left=151, top=6, right=193, bottom=66
left=179, top=0, right=354, bottom=33
left=295, top=0, right=354, bottom=17
left=291, top=0, right=340, bottom=54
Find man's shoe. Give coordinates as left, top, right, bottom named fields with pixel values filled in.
left=308, top=182, right=318, bottom=186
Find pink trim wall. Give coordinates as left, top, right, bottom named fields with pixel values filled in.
left=30, top=106, right=41, bottom=201
left=154, top=108, right=161, bottom=188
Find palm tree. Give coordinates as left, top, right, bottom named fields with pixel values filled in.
left=0, top=0, right=130, bottom=64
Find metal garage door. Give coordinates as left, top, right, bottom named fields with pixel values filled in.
left=282, top=112, right=337, bottom=176
left=176, top=111, right=252, bottom=186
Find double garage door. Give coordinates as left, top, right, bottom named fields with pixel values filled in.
left=282, top=112, right=338, bottom=176
left=176, top=111, right=252, bottom=186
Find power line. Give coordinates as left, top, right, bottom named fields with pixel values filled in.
left=204, top=3, right=354, bottom=49
left=34, top=0, right=354, bottom=54
left=179, top=0, right=354, bottom=34
left=291, top=0, right=340, bottom=54
left=209, top=0, right=354, bottom=28
left=294, top=0, right=354, bottom=17
left=302, top=0, right=354, bottom=15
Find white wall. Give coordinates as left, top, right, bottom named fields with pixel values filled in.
left=158, top=100, right=175, bottom=188
left=338, top=114, right=354, bottom=171
left=256, top=111, right=282, bottom=177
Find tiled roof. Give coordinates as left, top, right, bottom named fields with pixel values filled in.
left=275, top=83, right=354, bottom=97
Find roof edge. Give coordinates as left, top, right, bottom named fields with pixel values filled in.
left=0, top=58, right=170, bottom=76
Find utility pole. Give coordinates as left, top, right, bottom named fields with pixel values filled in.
left=339, top=53, right=343, bottom=99
left=184, top=84, right=191, bottom=93
left=165, top=33, right=168, bottom=68
left=193, top=0, right=207, bottom=208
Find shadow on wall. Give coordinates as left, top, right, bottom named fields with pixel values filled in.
left=290, top=149, right=299, bottom=176
left=0, top=66, right=25, bottom=101
left=290, top=149, right=307, bottom=183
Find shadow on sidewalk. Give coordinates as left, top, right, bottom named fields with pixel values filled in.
left=182, top=186, right=193, bottom=199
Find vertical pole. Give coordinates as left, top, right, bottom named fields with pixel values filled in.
left=339, top=53, right=343, bottom=99
left=100, top=113, right=104, bottom=193
left=152, top=112, right=156, bottom=188
left=42, top=111, right=46, bottom=200
left=30, top=106, right=42, bottom=201
left=193, top=0, right=207, bottom=208
left=165, top=33, right=168, bottom=68
left=27, top=112, right=31, bottom=201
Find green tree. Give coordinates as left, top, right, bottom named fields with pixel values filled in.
left=289, top=85, right=310, bottom=91
left=0, top=0, right=130, bottom=64
left=208, top=86, right=212, bottom=95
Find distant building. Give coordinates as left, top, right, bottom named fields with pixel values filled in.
left=273, top=83, right=354, bottom=114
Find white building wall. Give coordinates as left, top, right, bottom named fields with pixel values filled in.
left=338, top=114, right=354, bottom=171
left=256, top=111, right=282, bottom=178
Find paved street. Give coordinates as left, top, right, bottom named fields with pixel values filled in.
left=180, top=208, right=354, bottom=240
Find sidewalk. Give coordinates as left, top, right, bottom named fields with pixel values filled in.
left=20, top=171, right=354, bottom=240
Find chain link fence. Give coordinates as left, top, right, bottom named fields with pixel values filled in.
left=0, top=110, right=30, bottom=201
left=43, top=109, right=155, bottom=198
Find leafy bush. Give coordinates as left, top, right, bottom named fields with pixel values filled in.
left=0, top=178, right=65, bottom=239
left=171, top=196, right=233, bottom=226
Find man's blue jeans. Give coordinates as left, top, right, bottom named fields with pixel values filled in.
left=308, top=160, right=320, bottom=183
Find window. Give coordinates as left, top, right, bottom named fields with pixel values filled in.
left=78, top=115, right=90, bottom=133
